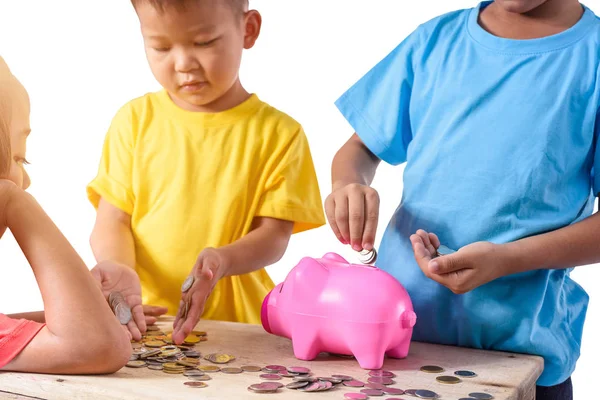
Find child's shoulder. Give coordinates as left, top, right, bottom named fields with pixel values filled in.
left=413, top=6, right=473, bottom=39
left=253, top=97, right=303, bottom=134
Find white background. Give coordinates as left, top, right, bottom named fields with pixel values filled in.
left=0, top=0, right=598, bottom=396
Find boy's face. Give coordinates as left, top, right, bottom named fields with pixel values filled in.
left=493, top=0, right=550, bottom=13
left=136, top=0, right=260, bottom=112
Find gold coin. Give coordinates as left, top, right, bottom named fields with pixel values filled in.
left=420, top=365, right=445, bottom=373
left=221, top=367, right=243, bottom=374
left=241, top=365, right=262, bottom=372
left=199, top=365, right=221, bottom=372
left=126, top=360, right=147, bottom=368
left=205, top=353, right=235, bottom=364
left=184, top=335, right=201, bottom=344
left=184, top=381, right=207, bottom=388
left=163, top=369, right=184, bottom=374
left=192, top=331, right=207, bottom=336
left=144, top=340, right=166, bottom=348
left=436, top=375, right=461, bottom=384
left=163, top=363, right=183, bottom=369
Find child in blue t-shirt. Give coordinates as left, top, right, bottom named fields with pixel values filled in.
left=326, top=1, right=599, bottom=398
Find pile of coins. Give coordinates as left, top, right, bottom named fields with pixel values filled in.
left=415, top=365, right=493, bottom=400
left=108, top=291, right=132, bottom=325
left=357, top=248, right=377, bottom=265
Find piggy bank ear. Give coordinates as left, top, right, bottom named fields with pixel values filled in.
left=291, top=257, right=329, bottom=291
left=321, top=253, right=348, bottom=264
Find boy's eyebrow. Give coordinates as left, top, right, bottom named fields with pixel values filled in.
left=145, top=25, right=218, bottom=40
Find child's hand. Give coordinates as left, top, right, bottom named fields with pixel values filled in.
left=409, top=229, right=507, bottom=294
left=172, top=247, right=226, bottom=344
left=325, top=183, right=380, bottom=251
left=91, top=261, right=167, bottom=340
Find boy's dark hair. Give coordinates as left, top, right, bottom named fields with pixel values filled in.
left=131, top=0, right=249, bottom=16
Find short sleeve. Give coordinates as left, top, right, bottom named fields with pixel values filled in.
left=0, top=314, right=45, bottom=368
left=255, top=128, right=326, bottom=234
left=593, top=109, right=600, bottom=196
left=87, top=104, right=136, bottom=215
left=334, top=28, right=423, bottom=166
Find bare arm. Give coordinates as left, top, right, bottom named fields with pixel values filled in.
left=6, top=311, right=45, bottom=323
left=505, top=210, right=600, bottom=274
left=90, top=198, right=135, bottom=268
left=0, top=182, right=131, bottom=374
left=220, top=217, right=294, bottom=277
left=326, top=133, right=382, bottom=251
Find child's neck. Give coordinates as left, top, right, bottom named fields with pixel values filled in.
left=479, top=0, right=584, bottom=40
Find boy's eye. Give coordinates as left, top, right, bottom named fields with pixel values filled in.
left=153, top=47, right=170, bottom=52
left=194, top=38, right=218, bottom=47
left=14, top=157, right=30, bottom=165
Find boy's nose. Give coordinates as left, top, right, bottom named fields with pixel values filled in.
left=174, top=50, right=200, bottom=73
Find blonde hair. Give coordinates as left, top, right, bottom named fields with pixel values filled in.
left=0, top=57, right=13, bottom=178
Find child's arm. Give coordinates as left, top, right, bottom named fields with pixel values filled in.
left=90, top=198, right=168, bottom=335
left=325, top=133, right=382, bottom=252
left=0, top=181, right=131, bottom=374
left=410, top=210, right=600, bottom=294
left=171, top=216, right=293, bottom=344
left=6, top=312, right=45, bottom=323
left=91, top=198, right=136, bottom=268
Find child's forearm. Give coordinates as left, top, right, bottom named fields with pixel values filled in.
left=4, top=186, right=130, bottom=373
left=503, top=211, right=600, bottom=274
left=332, top=133, right=381, bottom=190
left=219, top=217, right=294, bottom=277
left=6, top=311, right=45, bottom=323
left=91, top=198, right=136, bottom=268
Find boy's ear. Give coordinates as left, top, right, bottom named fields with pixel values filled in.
left=243, top=10, right=261, bottom=49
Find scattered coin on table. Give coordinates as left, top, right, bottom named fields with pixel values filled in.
left=420, top=365, right=445, bottom=373
left=455, top=370, right=478, bottom=378
left=469, top=393, right=494, bottom=399
left=436, top=375, right=462, bottom=384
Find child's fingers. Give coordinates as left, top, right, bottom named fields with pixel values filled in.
left=145, top=316, right=157, bottom=325
left=131, top=303, right=146, bottom=335
left=127, top=318, right=142, bottom=341
left=410, top=234, right=431, bottom=261
left=334, top=196, right=351, bottom=244
left=362, top=190, right=379, bottom=251
left=429, top=232, right=440, bottom=248
left=324, top=196, right=345, bottom=244
left=348, top=191, right=365, bottom=251
left=180, top=290, right=206, bottom=341
left=172, top=300, right=185, bottom=330
left=416, top=229, right=436, bottom=255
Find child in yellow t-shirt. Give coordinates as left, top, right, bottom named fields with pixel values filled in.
left=87, top=0, right=325, bottom=344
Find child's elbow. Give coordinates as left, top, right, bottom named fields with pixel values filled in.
left=78, top=329, right=131, bottom=374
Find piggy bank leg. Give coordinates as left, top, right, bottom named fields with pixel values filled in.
left=291, top=329, right=321, bottom=361
left=386, top=336, right=412, bottom=359
left=344, top=327, right=387, bottom=370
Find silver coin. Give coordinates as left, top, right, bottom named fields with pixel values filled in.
left=368, top=370, right=396, bottom=378
left=298, top=382, right=322, bottom=392
left=405, top=389, right=418, bottom=396
left=468, top=394, right=494, bottom=400
left=190, top=375, right=211, bottom=381
left=455, top=370, right=477, bottom=377
left=183, top=370, right=205, bottom=377
left=293, top=376, right=317, bottom=383
left=357, top=248, right=377, bottom=264
left=316, top=381, right=333, bottom=391
left=331, top=374, right=353, bottom=381
left=361, top=388, right=384, bottom=396
left=148, top=364, right=164, bottom=370
left=114, top=302, right=132, bottom=325
left=129, top=354, right=139, bottom=361
left=287, top=366, right=311, bottom=374
left=343, top=380, right=365, bottom=387
left=436, top=245, right=456, bottom=257
left=382, top=387, right=405, bottom=395
left=415, top=389, right=439, bottom=399
left=318, top=377, right=343, bottom=384
left=181, top=276, right=195, bottom=292
left=286, top=381, right=310, bottom=389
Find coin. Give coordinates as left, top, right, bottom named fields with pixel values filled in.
left=365, top=382, right=385, bottom=390
left=190, top=375, right=211, bottom=381
left=205, top=353, right=235, bottom=364
left=318, top=377, right=343, bottom=384
left=144, top=341, right=166, bottom=348
left=248, top=382, right=282, bottom=393
left=286, top=381, right=310, bottom=389
left=420, top=365, right=445, bottom=373
left=332, top=374, right=353, bottom=381
left=436, top=375, right=461, bottom=384
left=181, top=276, right=195, bottom=292
left=184, top=335, right=201, bottom=344
left=382, top=387, right=405, bottom=395
left=183, top=381, right=207, bottom=388
left=344, top=394, right=368, bottom=400
left=369, top=369, right=396, bottom=378
left=129, top=354, right=139, bottom=361
left=361, top=388, right=384, bottom=396
left=415, top=389, right=440, bottom=398
left=458, top=398, right=478, bottom=400
left=183, top=370, right=205, bottom=377
left=114, top=303, right=133, bottom=325
left=264, top=364, right=286, bottom=372
left=405, top=389, right=418, bottom=396
left=147, top=325, right=160, bottom=331
left=221, top=367, right=243, bottom=374
left=367, top=376, right=395, bottom=385
left=183, top=350, right=201, bottom=358
left=191, top=330, right=207, bottom=336
left=177, top=360, right=199, bottom=367
left=148, top=364, right=163, bottom=370
left=241, top=365, right=262, bottom=372
left=343, top=380, right=365, bottom=387
left=468, top=394, right=494, bottom=400
left=293, top=376, right=317, bottom=383
left=126, top=360, right=147, bottom=368
left=287, top=366, right=311, bottom=374
left=260, top=373, right=282, bottom=380
left=455, top=370, right=477, bottom=377
left=199, top=365, right=221, bottom=372
left=357, top=248, right=377, bottom=264
left=436, top=245, right=456, bottom=256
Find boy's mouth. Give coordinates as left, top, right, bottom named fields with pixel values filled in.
left=180, top=81, right=207, bottom=92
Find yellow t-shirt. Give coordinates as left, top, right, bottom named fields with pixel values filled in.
left=87, top=91, right=325, bottom=323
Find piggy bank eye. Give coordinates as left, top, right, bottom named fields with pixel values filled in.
left=279, top=283, right=284, bottom=293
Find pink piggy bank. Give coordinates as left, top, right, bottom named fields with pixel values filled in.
left=261, top=253, right=417, bottom=370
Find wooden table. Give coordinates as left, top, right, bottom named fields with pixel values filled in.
left=0, top=318, right=542, bottom=400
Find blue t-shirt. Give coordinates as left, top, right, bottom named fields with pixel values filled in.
left=335, top=2, right=600, bottom=386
